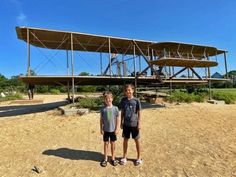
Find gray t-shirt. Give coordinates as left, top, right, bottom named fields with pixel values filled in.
left=100, top=106, right=119, bottom=132
left=120, top=97, right=141, bottom=127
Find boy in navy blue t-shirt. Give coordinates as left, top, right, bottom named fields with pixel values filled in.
left=120, top=84, right=142, bottom=166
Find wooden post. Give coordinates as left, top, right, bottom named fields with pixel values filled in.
left=208, top=66, right=211, bottom=100
left=108, top=38, right=111, bottom=77
left=71, top=33, right=75, bottom=105
left=169, top=66, right=172, bottom=95
left=133, top=44, right=137, bottom=97
left=224, top=52, right=228, bottom=79
left=139, top=55, right=141, bottom=72
left=27, top=28, right=31, bottom=76
left=66, top=49, right=70, bottom=100
left=100, top=52, right=103, bottom=75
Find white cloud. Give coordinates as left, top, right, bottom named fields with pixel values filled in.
left=16, top=12, right=28, bottom=25
left=9, top=0, right=29, bottom=26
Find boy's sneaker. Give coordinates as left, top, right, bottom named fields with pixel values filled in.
left=111, top=159, right=118, bottom=166
left=120, top=158, right=127, bottom=165
left=100, top=160, right=107, bottom=167
left=134, top=159, right=142, bottom=166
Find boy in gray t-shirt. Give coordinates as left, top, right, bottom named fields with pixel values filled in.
left=100, top=91, right=120, bottom=167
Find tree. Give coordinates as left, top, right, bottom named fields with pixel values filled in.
left=0, top=74, right=8, bottom=92
left=79, top=72, right=90, bottom=76
left=8, top=75, right=26, bottom=92
left=227, top=70, right=236, bottom=78
left=227, top=70, right=236, bottom=87
left=25, top=69, right=37, bottom=76
left=77, top=72, right=97, bottom=92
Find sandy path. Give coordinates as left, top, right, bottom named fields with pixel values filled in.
left=0, top=95, right=236, bottom=177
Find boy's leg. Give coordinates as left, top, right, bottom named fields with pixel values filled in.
left=120, top=125, right=130, bottom=165
left=111, top=141, right=118, bottom=166
left=104, top=141, right=109, bottom=161
left=134, top=138, right=141, bottom=160
left=132, top=127, right=141, bottom=161
left=110, top=141, right=115, bottom=160
left=101, top=141, right=109, bottom=167
left=110, top=132, right=117, bottom=161
left=122, top=125, right=130, bottom=159
left=123, top=138, right=129, bottom=158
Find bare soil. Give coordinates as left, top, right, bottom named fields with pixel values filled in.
left=0, top=94, right=236, bottom=177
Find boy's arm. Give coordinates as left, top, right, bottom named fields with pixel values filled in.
left=100, top=115, right=104, bottom=135
left=137, top=99, right=141, bottom=130
left=137, top=110, right=141, bottom=130
left=119, top=99, right=124, bottom=129
left=120, top=110, right=124, bottom=129
left=115, top=111, right=120, bottom=135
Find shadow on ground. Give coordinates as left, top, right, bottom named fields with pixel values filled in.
left=141, top=102, right=166, bottom=109
left=42, top=148, right=103, bottom=162
left=0, top=101, right=68, bottom=117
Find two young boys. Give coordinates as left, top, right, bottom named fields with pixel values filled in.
left=100, top=84, right=142, bottom=167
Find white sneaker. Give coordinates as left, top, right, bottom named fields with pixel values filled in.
left=120, top=158, right=127, bottom=165
left=135, top=159, right=142, bottom=166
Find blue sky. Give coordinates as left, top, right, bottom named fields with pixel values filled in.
left=0, top=0, right=236, bottom=78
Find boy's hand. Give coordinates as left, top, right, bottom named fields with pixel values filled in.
left=115, top=129, right=118, bottom=135
left=137, top=124, right=141, bottom=130
left=100, top=130, right=104, bottom=135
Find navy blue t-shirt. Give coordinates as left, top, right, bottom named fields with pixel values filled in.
left=120, top=97, right=141, bottom=127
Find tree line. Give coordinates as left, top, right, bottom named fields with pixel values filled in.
left=0, top=71, right=103, bottom=94
left=0, top=70, right=236, bottom=94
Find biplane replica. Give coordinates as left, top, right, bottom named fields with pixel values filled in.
left=16, top=26, right=229, bottom=102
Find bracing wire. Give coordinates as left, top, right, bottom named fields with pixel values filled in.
left=31, top=33, right=69, bottom=73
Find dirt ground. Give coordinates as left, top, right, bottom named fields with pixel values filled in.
left=0, top=94, right=236, bottom=177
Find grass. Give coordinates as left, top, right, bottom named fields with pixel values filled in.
left=0, top=93, right=23, bottom=102
left=166, top=90, right=206, bottom=103
left=211, top=88, right=236, bottom=104
left=166, top=88, right=236, bottom=104
left=211, top=88, right=236, bottom=96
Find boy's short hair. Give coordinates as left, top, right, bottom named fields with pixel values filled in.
left=124, top=84, right=134, bottom=91
left=103, top=91, right=113, bottom=98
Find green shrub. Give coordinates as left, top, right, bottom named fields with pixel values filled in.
left=77, top=86, right=97, bottom=92
left=212, top=92, right=236, bottom=104
left=0, top=93, right=23, bottom=102
left=78, top=97, right=103, bottom=109
left=112, top=95, right=122, bottom=107
left=194, top=94, right=205, bottom=102
left=49, top=88, right=60, bottom=94
left=167, top=90, right=205, bottom=103
left=36, top=86, right=49, bottom=93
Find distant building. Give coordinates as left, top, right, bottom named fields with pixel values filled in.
left=180, top=74, right=187, bottom=78
left=231, top=76, right=236, bottom=84
left=211, top=72, right=223, bottom=78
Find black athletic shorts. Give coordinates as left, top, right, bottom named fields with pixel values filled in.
left=103, top=131, right=117, bottom=142
left=122, top=125, right=140, bottom=140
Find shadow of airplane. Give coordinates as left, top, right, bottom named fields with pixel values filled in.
left=0, top=101, right=68, bottom=117
left=141, top=102, right=166, bottom=109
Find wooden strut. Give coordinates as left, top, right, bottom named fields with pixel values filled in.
left=189, top=67, right=203, bottom=80
left=132, top=40, right=163, bottom=83
left=170, top=67, right=188, bottom=79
